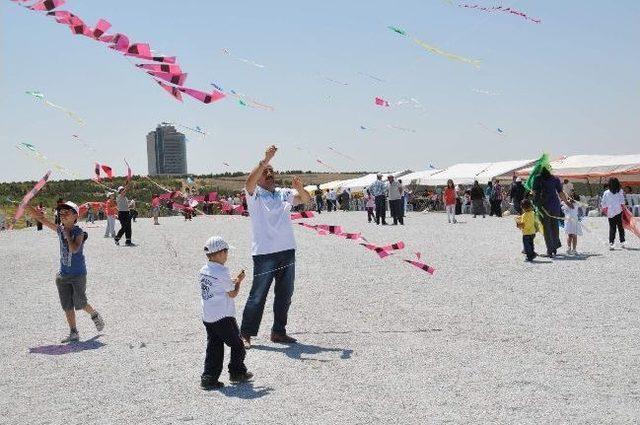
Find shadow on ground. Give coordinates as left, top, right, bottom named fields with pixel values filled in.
left=29, top=335, right=105, bottom=355
left=252, top=342, right=353, bottom=362
left=218, top=382, right=274, bottom=399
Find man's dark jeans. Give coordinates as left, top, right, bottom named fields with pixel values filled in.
left=241, top=249, right=295, bottom=336
left=374, top=195, right=387, bottom=224
left=541, top=213, right=561, bottom=255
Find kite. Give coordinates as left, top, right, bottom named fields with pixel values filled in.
left=221, top=48, right=265, bottom=68
left=403, top=259, right=436, bottom=275
left=324, top=77, right=349, bottom=86
left=316, top=159, right=337, bottom=171
left=25, top=90, right=84, bottom=125
left=357, top=72, right=386, bottom=83
left=477, top=122, right=506, bottom=137
left=71, top=134, right=97, bottom=153
left=459, top=4, right=542, bottom=24
left=375, top=97, right=390, bottom=107
left=222, top=162, right=231, bottom=167
left=387, top=125, right=417, bottom=133
left=387, top=26, right=481, bottom=67
left=290, top=211, right=315, bottom=220
left=12, top=170, right=52, bottom=226
left=328, top=146, right=356, bottom=162
left=472, top=88, right=500, bottom=96
left=124, top=158, right=132, bottom=182
left=15, top=143, right=80, bottom=178
left=360, top=241, right=405, bottom=258
left=210, top=83, right=274, bottom=111
left=396, top=97, right=425, bottom=110
left=622, top=206, right=640, bottom=239
left=101, top=164, right=113, bottom=179
left=161, top=121, right=209, bottom=139
left=13, top=3, right=225, bottom=105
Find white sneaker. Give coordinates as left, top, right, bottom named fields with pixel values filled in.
left=621, top=242, right=626, bottom=249
left=61, top=330, right=79, bottom=343
left=91, top=312, right=105, bottom=332
left=609, top=243, right=615, bottom=251
left=566, top=248, right=573, bottom=255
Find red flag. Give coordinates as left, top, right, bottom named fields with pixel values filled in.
left=100, top=164, right=113, bottom=179
left=622, top=205, right=640, bottom=239
left=124, top=159, right=132, bottom=182
left=94, top=162, right=101, bottom=182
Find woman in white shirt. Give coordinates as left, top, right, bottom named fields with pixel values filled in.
left=601, top=177, right=626, bottom=250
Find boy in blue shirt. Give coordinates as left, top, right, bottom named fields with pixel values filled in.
left=27, top=201, right=105, bottom=343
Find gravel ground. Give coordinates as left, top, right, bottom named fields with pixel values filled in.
left=1, top=211, right=639, bottom=424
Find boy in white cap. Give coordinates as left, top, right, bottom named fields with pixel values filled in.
left=199, top=236, right=252, bottom=390
left=26, top=201, right=105, bottom=343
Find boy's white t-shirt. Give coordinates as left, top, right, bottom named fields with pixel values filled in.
left=198, top=262, right=235, bottom=323
left=245, top=186, right=297, bottom=256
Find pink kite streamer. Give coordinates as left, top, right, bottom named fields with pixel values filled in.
left=100, top=164, right=113, bottom=179
left=147, top=71, right=188, bottom=86
left=124, top=43, right=152, bottom=57
left=380, top=241, right=405, bottom=251
left=155, top=79, right=183, bottom=102
left=124, top=159, right=132, bottom=182
left=94, top=162, right=101, bottom=182
left=316, top=224, right=344, bottom=234
left=12, top=170, right=52, bottom=225
left=458, top=4, right=541, bottom=24
left=360, top=243, right=392, bottom=259
left=136, top=63, right=183, bottom=74
left=403, top=259, right=436, bottom=275
left=29, top=0, right=65, bottom=12
left=290, top=211, right=314, bottom=220
left=375, top=97, right=390, bottom=107
left=178, top=87, right=225, bottom=104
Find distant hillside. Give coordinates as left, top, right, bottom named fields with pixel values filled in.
left=0, top=171, right=366, bottom=228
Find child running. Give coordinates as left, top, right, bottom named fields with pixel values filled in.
left=26, top=201, right=105, bottom=342
left=198, top=236, right=252, bottom=390
left=516, top=199, right=539, bottom=261
left=562, top=196, right=582, bottom=255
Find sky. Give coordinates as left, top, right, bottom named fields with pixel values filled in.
left=1, top=0, right=639, bottom=182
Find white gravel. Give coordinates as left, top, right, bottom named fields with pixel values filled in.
left=1, top=211, right=639, bottom=424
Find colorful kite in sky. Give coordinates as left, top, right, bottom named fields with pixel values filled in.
left=221, top=48, right=265, bottom=68
left=458, top=4, right=542, bottom=24
left=25, top=90, right=84, bottom=125
left=375, top=97, right=390, bottom=107
left=11, top=170, right=52, bottom=227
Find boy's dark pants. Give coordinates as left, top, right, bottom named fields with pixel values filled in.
left=203, top=317, right=247, bottom=380
left=523, top=234, right=535, bottom=260
left=366, top=207, right=374, bottom=222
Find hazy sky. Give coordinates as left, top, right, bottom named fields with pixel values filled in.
left=1, top=0, right=639, bottom=182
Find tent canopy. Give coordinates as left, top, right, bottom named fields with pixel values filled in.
left=401, top=168, right=442, bottom=185
left=340, top=170, right=412, bottom=192
left=516, top=154, right=640, bottom=183
left=418, top=159, right=535, bottom=186
left=304, top=179, right=349, bottom=193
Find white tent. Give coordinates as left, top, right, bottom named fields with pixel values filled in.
left=340, top=170, right=412, bottom=192
left=304, top=179, right=350, bottom=193
left=418, top=159, right=535, bottom=186
left=400, top=169, right=442, bottom=185
left=516, top=154, right=640, bottom=183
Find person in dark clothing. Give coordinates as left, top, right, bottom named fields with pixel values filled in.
left=314, top=185, right=323, bottom=214
left=470, top=181, right=485, bottom=218
left=532, top=168, right=573, bottom=257
left=510, top=177, right=526, bottom=214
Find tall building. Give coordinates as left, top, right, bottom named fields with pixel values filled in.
left=146, top=124, right=187, bottom=175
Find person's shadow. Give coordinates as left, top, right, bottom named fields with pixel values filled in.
left=218, top=382, right=274, bottom=399
left=29, top=335, right=105, bottom=355
left=251, top=342, right=353, bottom=362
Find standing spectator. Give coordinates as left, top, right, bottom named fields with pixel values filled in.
left=532, top=168, right=572, bottom=257
left=489, top=179, right=503, bottom=217
left=35, top=202, right=45, bottom=231
left=86, top=205, right=95, bottom=224
left=470, top=181, right=486, bottom=218
left=114, top=183, right=134, bottom=246
left=327, top=189, right=337, bottom=212
left=314, top=185, right=324, bottom=214
left=54, top=197, right=64, bottom=225
left=368, top=174, right=388, bottom=225
left=510, top=177, right=526, bottom=214
left=601, top=177, right=626, bottom=250
left=563, top=179, right=574, bottom=198
left=364, top=189, right=375, bottom=223
left=104, top=193, right=117, bottom=238
left=485, top=181, right=493, bottom=214
left=129, top=199, right=138, bottom=222
left=151, top=194, right=161, bottom=225
left=387, top=175, right=404, bottom=225
left=240, top=145, right=311, bottom=349
left=444, top=180, right=457, bottom=224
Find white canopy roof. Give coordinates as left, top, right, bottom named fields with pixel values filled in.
left=418, top=159, right=535, bottom=186
left=304, top=179, right=348, bottom=193
left=517, top=154, right=640, bottom=182
left=401, top=169, right=442, bottom=185
left=340, top=170, right=412, bottom=192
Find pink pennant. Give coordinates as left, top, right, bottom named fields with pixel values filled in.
left=155, top=79, right=183, bottom=101
left=90, top=18, right=111, bottom=39
left=29, top=0, right=65, bottom=11
left=337, top=232, right=363, bottom=240
left=403, top=259, right=436, bottom=275
left=178, top=87, right=225, bottom=104
left=297, top=222, right=318, bottom=231
left=12, top=170, right=52, bottom=225
left=46, top=10, right=72, bottom=23
left=136, top=63, right=183, bottom=74
left=360, top=243, right=392, bottom=258
left=124, top=43, right=152, bottom=57
left=131, top=54, right=177, bottom=63
left=375, top=97, right=390, bottom=107
left=100, top=164, right=113, bottom=179
left=290, top=211, right=314, bottom=220
left=316, top=224, right=343, bottom=234
left=415, top=251, right=421, bottom=260
left=124, top=159, right=132, bottom=182
left=146, top=71, right=188, bottom=86
left=380, top=241, right=405, bottom=251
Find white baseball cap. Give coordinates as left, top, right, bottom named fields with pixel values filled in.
left=204, top=236, right=229, bottom=254
left=56, top=201, right=79, bottom=215
left=117, top=186, right=125, bottom=192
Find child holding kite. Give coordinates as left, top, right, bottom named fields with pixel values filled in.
left=198, top=236, right=252, bottom=390
left=26, top=201, right=105, bottom=343
left=516, top=199, right=539, bottom=261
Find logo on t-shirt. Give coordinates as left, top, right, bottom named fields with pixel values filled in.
left=200, top=274, right=217, bottom=300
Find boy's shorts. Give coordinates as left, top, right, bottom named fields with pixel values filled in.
left=55, top=274, right=88, bottom=311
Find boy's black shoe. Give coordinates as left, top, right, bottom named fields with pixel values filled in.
left=201, top=375, right=224, bottom=390
left=229, top=371, right=254, bottom=383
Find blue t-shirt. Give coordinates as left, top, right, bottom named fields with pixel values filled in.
left=57, top=225, right=87, bottom=276
left=534, top=175, right=563, bottom=216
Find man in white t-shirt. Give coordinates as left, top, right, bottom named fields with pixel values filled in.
left=240, top=145, right=311, bottom=349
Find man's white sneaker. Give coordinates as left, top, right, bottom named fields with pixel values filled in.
left=609, top=243, right=615, bottom=251
left=621, top=242, right=626, bottom=249
left=61, top=330, right=79, bottom=343
left=91, top=312, right=105, bottom=332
